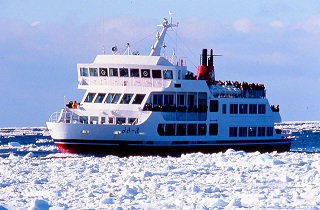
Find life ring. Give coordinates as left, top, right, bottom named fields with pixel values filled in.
left=100, top=69, right=106, bottom=76
left=143, top=70, right=149, bottom=77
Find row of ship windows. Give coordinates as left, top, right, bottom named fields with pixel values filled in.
left=84, top=92, right=146, bottom=104
left=77, top=116, right=138, bottom=125
left=229, top=126, right=274, bottom=137
left=70, top=115, right=274, bottom=138
left=157, top=123, right=274, bottom=137
left=213, top=102, right=266, bottom=114
left=158, top=123, right=217, bottom=136
left=80, top=67, right=174, bottom=79
left=83, top=92, right=267, bottom=115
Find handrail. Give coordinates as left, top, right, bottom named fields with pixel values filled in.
left=48, top=112, right=61, bottom=123
left=79, top=76, right=171, bottom=88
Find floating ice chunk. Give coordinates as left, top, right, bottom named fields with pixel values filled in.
left=121, top=185, right=138, bottom=196
left=24, top=152, right=34, bottom=158
left=143, top=171, right=153, bottom=177
left=280, top=175, right=293, bottom=182
left=203, top=198, right=228, bottom=209
left=8, top=142, right=20, bottom=147
left=272, top=159, right=284, bottom=165
left=28, top=199, right=50, bottom=210
left=225, top=148, right=237, bottom=154
left=226, top=198, right=242, bottom=208
left=259, top=153, right=273, bottom=161
left=100, top=195, right=114, bottom=205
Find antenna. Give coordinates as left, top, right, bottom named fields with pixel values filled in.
left=126, top=43, right=130, bottom=55
left=149, top=12, right=179, bottom=56
left=169, top=11, right=173, bottom=25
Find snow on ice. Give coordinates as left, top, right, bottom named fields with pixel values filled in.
left=1, top=150, right=320, bottom=209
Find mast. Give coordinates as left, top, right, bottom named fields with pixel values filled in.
left=149, top=13, right=179, bottom=56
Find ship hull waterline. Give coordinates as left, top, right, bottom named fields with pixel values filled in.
left=53, top=139, right=291, bottom=157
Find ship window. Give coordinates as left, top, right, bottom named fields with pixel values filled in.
left=187, top=124, right=197, bottom=136
left=249, top=104, right=257, bottom=114
left=177, top=94, right=185, bottom=106
left=90, top=116, right=99, bottom=124
left=141, top=69, right=150, bottom=78
left=258, top=104, right=266, bottom=114
left=132, top=94, right=146, bottom=104
left=152, top=70, right=162, bottom=78
left=101, top=117, right=106, bottom=124
left=198, top=124, right=206, bottom=135
left=108, top=117, right=114, bottom=124
left=165, top=124, right=175, bottom=136
left=239, top=104, right=248, bottom=114
left=116, top=117, right=126, bottom=125
left=109, top=68, right=118, bottom=76
left=164, top=94, right=174, bottom=106
left=266, top=127, right=273, bottom=136
left=80, top=68, right=88, bottom=76
left=130, top=68, right=140, bottom=77
left=210, top=100, right=219, bottom=112
left=176, top=124, right=186, bottom=136
left=229, top=127, right=237, bottom=137
left=157, top=124, right=164, bottom=136
left=89, top=68, right=98, bottom=76
left=105, top=93, right=121, bottom=104
left=248, top=127, right=256, bottom=137
left=153, top=94, right=163, bottom=106
left=84, top=93, right=96, bottom=103
left=222, top=104, right=227, bottom=114
left=163, top=70, right=173, bottom=79
left=119, top=68, right=129, bottom=77
left=79, top=116, right=88, bottom=124
left=209, top=123, right=218, bottom=136
left=187, top=93, right=196, bottom=107
left=258, top=127, right=266, bottom=136
left=99, top=68, right=108, bottom=76
left=94, top=93, right=106, bottom=103
left=239, top=127, right=247, bottom=137
left=128, top=118, right=137, bottom=125
left=120, top=94, right=134, bottom=104
left=198, top=92, right=207, bottom=111
left=230, top=104, right=238, bottom=114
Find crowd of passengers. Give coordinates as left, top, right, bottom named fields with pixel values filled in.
left=143, top=103, right=208, bottom=112
left=215, top=80, right=265, bottom=91
left=215, top=80, right=266, bottom=98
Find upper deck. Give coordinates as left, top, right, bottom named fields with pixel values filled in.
left=77, top=54, right=188, bottom=89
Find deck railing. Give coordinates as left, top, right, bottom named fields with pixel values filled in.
left=79, top=76, right=171, bottom=88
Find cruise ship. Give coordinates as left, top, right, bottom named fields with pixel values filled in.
left=46, top=16, right=291, bottom=156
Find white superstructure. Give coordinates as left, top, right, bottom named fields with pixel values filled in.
left=46, top=15, right=291, bottom=156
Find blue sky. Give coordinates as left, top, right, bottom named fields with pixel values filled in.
left=1, top=1, right=320, bottom=127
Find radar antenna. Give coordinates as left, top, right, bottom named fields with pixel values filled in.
left=149, top=12, right=179, bottom=56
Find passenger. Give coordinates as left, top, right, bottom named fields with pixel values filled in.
left=72, top=101, right=78, bottom=109
left=66, top=101, right=73, bottom=108
left=185, top=72, right=190, bottom=80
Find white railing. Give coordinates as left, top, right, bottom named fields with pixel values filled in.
left=48, top=111, right=62, bottom=123
left=79, top=77, right=171, bottom=88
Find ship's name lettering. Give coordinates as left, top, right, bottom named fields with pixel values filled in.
left=122, top=127, right=139, bottom=134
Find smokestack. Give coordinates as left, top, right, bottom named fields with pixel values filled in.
left=208, top=49, right=213, bottom=66
left=202, top=49, right=207, bottom=66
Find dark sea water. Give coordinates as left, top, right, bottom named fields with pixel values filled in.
left=1, top=132, right=319, bottom=158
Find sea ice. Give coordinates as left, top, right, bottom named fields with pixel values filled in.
left=1, top=151, right=320, bottom=209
